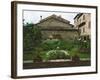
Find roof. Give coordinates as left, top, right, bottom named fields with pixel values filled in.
left=35, top=14, right=77, bottom=30
left=38, top=14, right=70, bottom=24
left=74, top=13, right=83, bottom=19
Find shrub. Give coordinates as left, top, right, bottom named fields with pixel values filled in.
left=69, top=48, right=80, bottom=61
left=44, top=50, right=70, bottom=61
left=33, top=47, right=43, bottom=62
left=69, top=48, right=79, bottom=57
left=41, top=39, right=75, bottom=51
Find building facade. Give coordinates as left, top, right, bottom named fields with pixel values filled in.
left=36, top=14, right=78, bottom=41
left=74, top=13, right=91, bottom=40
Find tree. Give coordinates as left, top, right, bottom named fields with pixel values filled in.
left=23, top=23, right=42, bottom=51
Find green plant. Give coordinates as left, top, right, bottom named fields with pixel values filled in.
left=70, top=48, right=79, bottom=57
left=33, top=47, right=43, bottom=62
left=41, top=39, right=75, bottom=51
left=23, top=24, right=42, bottom=51
left=69, top=48, right=80, bottom=61
left=43, top=50, right=70, bottom=61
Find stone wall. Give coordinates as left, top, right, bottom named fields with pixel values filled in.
left=41, top=30, right=78, bottom=40
left=37, top=18, right=73, bottom=29
left=37, top=16, right=78, bottom=41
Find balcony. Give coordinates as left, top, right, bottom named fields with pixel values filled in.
left=78, top=21, right=86, bottom=28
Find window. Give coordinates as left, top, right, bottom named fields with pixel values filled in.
left=80, top=19, right=81, bottom=23
left=88, top=21, right=91, bottom=28
left=84, top=36, right=86, bottom=40
left=83, top=15, right=85, bottom=20
left=77, top=18, right=78, bottom=22
left=79, top=29, right=81, bottom=34
left=83, top=28, right=85, bottom=33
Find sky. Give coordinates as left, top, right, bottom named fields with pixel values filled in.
left=23, top=10, right=78, bottom=25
